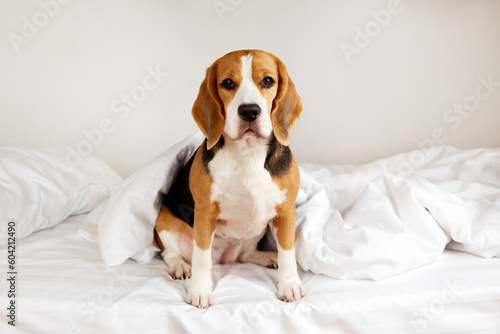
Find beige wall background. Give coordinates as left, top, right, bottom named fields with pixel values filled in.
left=1, top=0, right=499, bottom=177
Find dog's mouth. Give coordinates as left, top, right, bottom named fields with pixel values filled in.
left=243, top=127, right=256, bottom=135
left=230, top=122, right=268, bottom=141
left=234, top=122, right=267, bottom=141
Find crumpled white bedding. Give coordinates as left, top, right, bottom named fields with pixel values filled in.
left=4, top=215, right=500, bottom=334
left=81, top=132, right=500, bottom=281
left=293, top=145, right=500, bottom=280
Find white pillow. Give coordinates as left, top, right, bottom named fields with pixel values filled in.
left=0, top=146, right=122, bottom=246
left=79, top=132, right=205, bottom=267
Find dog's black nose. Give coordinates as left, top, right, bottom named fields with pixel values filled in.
left=238, top=104, right=261, bottom=122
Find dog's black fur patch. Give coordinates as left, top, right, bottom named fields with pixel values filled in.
left=264, top=136, right=292, bottom=177
left=162, top=150, right=197, bottom=226
left=162, top=138, right=225, bottom=226
left=202, top=136, right=225, bottom=170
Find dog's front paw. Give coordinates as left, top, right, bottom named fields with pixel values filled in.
left=187, top=280, right=213, bottom=309
left=277, top=276, right=305, bottom=302
left=167, top=261, right=192, bottom=280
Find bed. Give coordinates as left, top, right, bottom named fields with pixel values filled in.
left=1, top=135, right=500, bottom=333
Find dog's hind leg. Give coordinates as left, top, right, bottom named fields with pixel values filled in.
left=237, top=228, right=278, bottom=269
left=155, top=205, right=194, bottom=280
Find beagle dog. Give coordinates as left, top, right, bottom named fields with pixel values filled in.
left=155, top=49, right=304, bottom=308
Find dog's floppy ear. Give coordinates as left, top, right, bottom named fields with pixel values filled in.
left=271, top=58, right=303, bottom=147
left=191, top=64, right=224, bottom=150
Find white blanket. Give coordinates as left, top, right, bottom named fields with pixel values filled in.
left=80, top=133, right=500, bottom=280
left=294, top=145, right=500, bottom=280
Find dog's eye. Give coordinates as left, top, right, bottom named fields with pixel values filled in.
left=221, top=78, right=235, bottom=89
left=261, top=77, right=275, bottom=88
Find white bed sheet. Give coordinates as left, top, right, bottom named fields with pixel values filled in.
left=1, top=214, right=500, bottom=334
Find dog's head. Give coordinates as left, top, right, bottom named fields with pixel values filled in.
left=192, top=50, right=302, bottom=149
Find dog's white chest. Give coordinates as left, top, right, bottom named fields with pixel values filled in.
left=208, top=140, right=286, bottom=239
